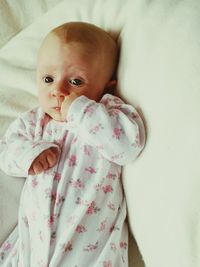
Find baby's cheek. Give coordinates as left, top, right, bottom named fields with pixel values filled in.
left=39, top=94, right=49, bottom=109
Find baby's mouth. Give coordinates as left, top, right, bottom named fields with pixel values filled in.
left=53, top=107, right=61, bottom=112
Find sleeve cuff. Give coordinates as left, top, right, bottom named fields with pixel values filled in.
left=16, top=142, right=60, bottom=176
left=67, top=95, right=94, bottom=125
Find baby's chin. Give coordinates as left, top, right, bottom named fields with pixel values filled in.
left=51, top=115, right=65, bottom=122
left=46, top=110, right=65, bottom=122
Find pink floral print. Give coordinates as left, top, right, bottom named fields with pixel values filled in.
left=62, top=242, right=73, bottom=253
left=31, top=177, right=38, bottom=188
left=69, top=178, right=85, bottom=189
left=120, top=241, right=128, bottom=250
left=54, top=172, right=61, bottom=182
left=86, top=201, right=101, bottom=215
left=0, top=94, right=145, bottom=266
left=85, top=166, right=97, bottom=174
left=50, top=191, right=65, bottom=206
left=102, top=185, right=113, bottom=194
left=112, top=127, right=123, bottom=139
left=97, top=220, right=107, bottom=232
left=110, top=242, right=117, bottom=252
left=68, top=154, right=77, bottom=167
left=103, top=260, right=112, bottom=267
left=83, top=105, right=95, bottom=117
left=1, top=241, right=12, bottom=254
left=83, top=242, right=98, bottom=252
left=89, top=123, right=104, bottom=134
left=106, top=172, right=117, bottom=180
left=107, top=202, right=116, bottom=211
left=83, top=145, right=92, bottom=156
left=48, top=215, right=55, bottom=228
left=76, top=225, right=87, bottom=234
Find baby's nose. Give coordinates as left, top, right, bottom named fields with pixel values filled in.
left=52, top=83, right=69, bottom=98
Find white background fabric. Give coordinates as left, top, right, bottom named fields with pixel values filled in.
left=0, top=0, right=200, bottom=266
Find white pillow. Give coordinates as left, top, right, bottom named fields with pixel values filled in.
left=120, top=1, right=200, bottom=267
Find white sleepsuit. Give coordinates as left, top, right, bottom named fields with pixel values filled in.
left=0, top=94, right=145, bottom=267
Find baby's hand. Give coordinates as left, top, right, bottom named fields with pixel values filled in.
left=28, top=147, right=59, bottom=175
left=60, top=92, right=79, bottom=121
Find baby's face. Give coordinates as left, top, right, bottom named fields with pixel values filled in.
left=37, top=35, right=110, bottom=121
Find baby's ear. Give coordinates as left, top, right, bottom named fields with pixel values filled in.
left=104, top=79, right=117, bottom=95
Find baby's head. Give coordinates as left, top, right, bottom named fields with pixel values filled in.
left=36, top=22, right=118, bottom=120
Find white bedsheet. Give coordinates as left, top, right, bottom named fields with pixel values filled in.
left=1, top=0, right=200, bottom=267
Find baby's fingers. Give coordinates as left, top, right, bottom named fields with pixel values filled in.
left=32, top=161, right=44, bottom=175
left=46, top=147, right=59, bottom=167
left=28, top=166, right=35, bottom=175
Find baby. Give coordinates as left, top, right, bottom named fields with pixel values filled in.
left=0, top=22, right=145, bottom=267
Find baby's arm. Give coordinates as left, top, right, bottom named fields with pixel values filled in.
left=66, top=94, right=145, bottom=165
left=0, top=111, right=59, bottom=177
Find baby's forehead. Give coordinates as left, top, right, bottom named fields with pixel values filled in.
left=41, top=36, right=105, bottom=64
left=48, top=23, right=116, bottom=53
left=38, top=23, right=118, bottom=73
left=40, top=37, right=97, bottom=61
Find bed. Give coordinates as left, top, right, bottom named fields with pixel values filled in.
left=0, top=0, right=200, bottom=266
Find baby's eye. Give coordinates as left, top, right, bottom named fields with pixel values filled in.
left=43, top=76, right=54, bottom=83
left=69, top=78, right=83, bottom=86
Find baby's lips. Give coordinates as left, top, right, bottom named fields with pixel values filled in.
left=54, top=106, right=61, bottom=112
